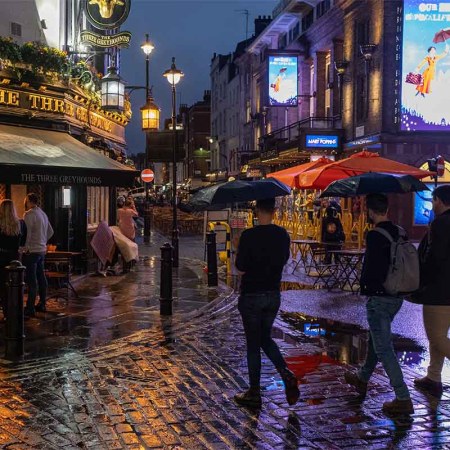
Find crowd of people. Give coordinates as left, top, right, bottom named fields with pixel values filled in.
left=233, top=185, right=450, bottom=415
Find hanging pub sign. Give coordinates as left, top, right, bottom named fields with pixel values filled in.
left=80, top=30, right=132, bottom=48
left=84, top=0, right=131, bottom=30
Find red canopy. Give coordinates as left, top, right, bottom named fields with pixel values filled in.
left=299, top=151, right=433, bottom=190
left=267, top=157, right=333, bottom=188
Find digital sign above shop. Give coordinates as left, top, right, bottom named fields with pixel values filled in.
left=305, top=134, right=339, bottom=149
left=267, top=55, right=298, bottom=106
left=401, top=1, right=450, bottom=131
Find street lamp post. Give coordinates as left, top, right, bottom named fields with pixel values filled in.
left=141, top=34, right=155, bottom=243
left=163, top=57, right=184, bottom=268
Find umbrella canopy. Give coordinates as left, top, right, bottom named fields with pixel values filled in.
left=187, top=178, right=291, bottom=210
left=267, top=157, right=333, bottom=188
left=433, top=28, right=450, bottom=43
left=299, top=151, right=432, bottom=190
left=319, top=172, right=430, bottom=198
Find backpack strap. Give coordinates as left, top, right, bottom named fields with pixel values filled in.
left=373, top=227, right=394, bottom=243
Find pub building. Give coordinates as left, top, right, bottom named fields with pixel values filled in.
left=0, top=0, right=138, bottom=271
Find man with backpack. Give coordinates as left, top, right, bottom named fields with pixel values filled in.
left=344, top=194, right=414, bottom=415
left=414, top=185, right=450, bottom=397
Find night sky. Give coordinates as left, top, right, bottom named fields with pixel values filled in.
left=121, top=0, right=275, bottom=157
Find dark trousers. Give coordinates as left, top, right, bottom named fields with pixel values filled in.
left=238, top=291, right=287, bottom=388
left=23, top=253, right=47, bottom=309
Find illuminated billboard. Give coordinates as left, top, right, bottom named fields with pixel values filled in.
left=305, top=135, right=339, bottom=149
left=268, top=55, right=298, bottom=106
left=401, top=1, right=450, bottom=131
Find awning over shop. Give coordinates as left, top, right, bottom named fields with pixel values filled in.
left=0, top=124, right=138, bottom=186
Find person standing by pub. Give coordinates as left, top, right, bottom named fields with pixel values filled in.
left=23, top=193, right=54, bottom=316
left=234, top=197, right=299, bottom=408
left=0, top=200, right=27, bottom=318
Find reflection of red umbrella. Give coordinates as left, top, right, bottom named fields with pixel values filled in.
left=433, top=28, right=450, bottom=43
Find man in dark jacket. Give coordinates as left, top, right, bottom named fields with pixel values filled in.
left=344, top=194, right=413, bottom=415
left=414, top=185, right=450, bottom=397
left=234, top=198, right=299, bottom=408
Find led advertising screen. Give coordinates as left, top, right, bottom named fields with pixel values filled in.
left=268, top=55, right=298, bottom=106
left=401, top=1, right=450, bottom=131
left=305, top=135, right=339, bottom=149
left=414, top=183, right=435, bottom=225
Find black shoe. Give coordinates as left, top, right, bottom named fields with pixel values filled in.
left=35, top=303, right=46, bottom=313
left=383, top=398, right=414, bottom=415
left=24, top=307, right=35, bottom=317
left=344, top=371, right=368, bottom=396
left=280, top=368, right=300, bottom=406
left=234, top=388, right=262, bottom=408
left=414, top=376, right=443, bottom=397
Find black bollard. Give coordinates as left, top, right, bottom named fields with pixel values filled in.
left=206, top=231, right=218, bottom=287
left=5, top=260, right=25, bottom=359
left=143, top=204, right=152, bottom=244
left=160, top=242, right=173, bottom=316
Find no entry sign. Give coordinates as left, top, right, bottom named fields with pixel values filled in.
left=141, top=169, right=154, bottom=183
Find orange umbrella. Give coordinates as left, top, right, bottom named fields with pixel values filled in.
left=299, top=151, right=433, bottom=190
left=267, top=157, right=333, bottom=188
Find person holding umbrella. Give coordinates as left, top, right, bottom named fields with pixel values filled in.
left=234, top=197, right=299, bottom=408
left=415, top=44, right=449, bottom=97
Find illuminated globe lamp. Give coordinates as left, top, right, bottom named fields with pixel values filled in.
left=163, top=57, right=184, bottom=86
left=141, top=34, right=155, bottom=57
left=100, top=66, right=125, bottom=111
left=140, top=94, right=160, bottom=131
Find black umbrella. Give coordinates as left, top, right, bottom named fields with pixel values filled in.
left=319, top=172, right=430, bottom=198
left=187, top=178, right=291, bottom=210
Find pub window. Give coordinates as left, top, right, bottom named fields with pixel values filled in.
left=356, top=75, right=368, bottom=122
left=87, top=186, right=109, bottom=229
left=10, top=22, right=22, bottom=37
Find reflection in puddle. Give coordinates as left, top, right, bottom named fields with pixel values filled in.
left=280, top=311, right=426, bottom=370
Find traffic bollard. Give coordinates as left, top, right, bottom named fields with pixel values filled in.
left=206, top=231, right=218, bottom=287
left=5, top=260, right=25, bottom=359
left=160, top=242, right=173, bottom=316
left=143, top=204, right=152, bottom=243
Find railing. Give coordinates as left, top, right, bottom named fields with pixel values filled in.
left=259, top=116, right=342, bottom=152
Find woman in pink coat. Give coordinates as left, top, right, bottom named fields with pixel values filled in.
left=118, top=198, right=138, bottom=241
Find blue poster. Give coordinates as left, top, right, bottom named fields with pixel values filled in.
left=268, top=55, right=298, bottom=106
left=305, top=135, right=339, bottom=149
left=402, top=1, right=450, bottom=131
left=414, top=183, right=435, bottom=225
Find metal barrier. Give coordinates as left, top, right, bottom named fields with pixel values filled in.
left=160, top=243, right=173, bottom=315
left=206, top=231, right=218, bottom=287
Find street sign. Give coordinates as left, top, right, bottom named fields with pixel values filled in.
left=141, top=169, right=154, bottom=183
left=437, top=155, right=445, bottom=177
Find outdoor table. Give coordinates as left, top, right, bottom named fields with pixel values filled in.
left=291, top=239, right=319, bottom=274
left=330, top=249, right=365, bottom=293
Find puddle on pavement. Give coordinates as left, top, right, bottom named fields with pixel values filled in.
left=279, top=311, right=426, bottom=370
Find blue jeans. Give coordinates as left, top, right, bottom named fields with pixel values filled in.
left=238, top=291, right=287, bottom=388
left=359, top=296, right=410, bottom=400
left=23, top=253, right=47, bottom=309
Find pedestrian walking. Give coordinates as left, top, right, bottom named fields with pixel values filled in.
left=413, top=185, right=450, bottom=397
left=118, top=198, right=138, bottom=241
left=344, top=193, right=414, bottom=415
left=23, top=193, right=54, bottom=316
left=234, top=197, right=299, bottom=408
left=0, top=200, right=27, bottom=318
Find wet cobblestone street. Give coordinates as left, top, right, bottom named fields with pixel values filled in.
left=0, top=235, right=449, bottom=448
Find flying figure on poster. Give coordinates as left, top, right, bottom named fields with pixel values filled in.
left=270, top=67, right=287, bottom=93
left=415, top=44, right=449, bottom=97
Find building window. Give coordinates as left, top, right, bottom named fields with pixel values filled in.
left=87, top=187, right=109, bottom=229
left=356, top=19, right=370, bottom=49
left=278, top=34, right=287, bottom=49
left=10, top=22, right=22, bottom=37
left=302, top=10, right=314, bottom=32
left=246, top=99, right=251, bottom=123
left=356, top=75, right=368, bottom=122
left=325, top=54, right=331, bottom=117
left=316, top=0, right=331, bottom=19
left=310, top=64, right=315, bottom=117
left=292, top=23, right=300, bottom=40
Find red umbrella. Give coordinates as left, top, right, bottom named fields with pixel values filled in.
left=299, top=151, right=433, bottom=190
left=267, top=157, right=333, bottom=188
left=433, top=28, right=450, bottom=43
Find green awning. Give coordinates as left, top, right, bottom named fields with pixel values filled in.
left=0, top=124, right=138, bottom=186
